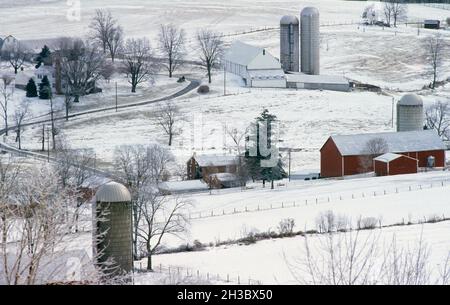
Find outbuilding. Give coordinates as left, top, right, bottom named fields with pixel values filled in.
left=187, top=154, right=238, bottom=182
left=373, top=153, right=418, bottom=176
left=223, top=41, right=286, bottom=88
left=320, top=130, right=446, bottom=178
left=424, top=19, right=440, bottom=29
left=286, top=73, right=350, bottom=92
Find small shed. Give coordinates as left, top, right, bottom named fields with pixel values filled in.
left=424, top=20, right=440, bottom=29
left=373, top=153, right=418, bottom=177
left=187, top=154, right=238, bottom=181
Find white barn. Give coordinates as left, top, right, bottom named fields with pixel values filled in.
left=223, top=41, right=286, bottom=88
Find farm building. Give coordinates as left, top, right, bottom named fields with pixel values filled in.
left=320, top=130, right=446, bottom=178
left=424, top=19, right=440, bottom=29
left=286, top=73, right=350, bottom=92
left=208, top=173, right=241, bottom=189
left=223, top=41, right=286, bottom=88
left=187, top=154, right=238, bottom=182
left=373, top=153, right=418, bottom=177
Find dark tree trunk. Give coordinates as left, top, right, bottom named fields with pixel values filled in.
left=271, top=180, right=274, bottom=189
left=168, top=133, right=173, bottom=146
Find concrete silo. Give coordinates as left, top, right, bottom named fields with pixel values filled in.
left=397, top=94, right=424, bottom=132
left=94, top=182, right=133, bottom=276
left=300, top=7, right=320, bottom=75
left=280, top=15, right=300, bottom=72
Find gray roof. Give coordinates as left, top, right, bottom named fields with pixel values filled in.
left=374, top=153, right=404, bottom=163
left=398, top=94, right=423, bottom=106
left=327, top=130, right=445, bottom=156
left=96, top=181, right=131, bottom=203
left=224, top=41, right=266, bottom=67
left=193, top=154, right=238, bottom=167
left=281, top=15, right=299, bottom=25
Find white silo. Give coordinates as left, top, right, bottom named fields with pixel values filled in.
left=397, top=94, right=424, bottom=132
left=300, top=7, right=320, bottom=75
left=280, top=15, right=300, bottom=72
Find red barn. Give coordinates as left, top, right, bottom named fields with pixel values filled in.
left=373, top=153, right=418, bottom=176
left=320, top=130, right=446, bottom=178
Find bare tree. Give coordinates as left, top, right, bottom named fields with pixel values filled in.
left=1, top=43, right=28, bottom=74
left=0, top=74, right=14, bottom=136
left=389, top=0, right=407, bottom=27
left=100, top=62, right=115, bottom=83
left=137, top=192, right=190, bottom=270
left=158, top=24, right=186, bottom=78
left=359, top=137, right=389, bottom=172
left=13, top=102, right=28, bottom=149
left=226, top=126, right=249, bottom=188
left=54, top=138, right=95, bottom=232
left=89, top=9, right=123, bottom=62
left=114, top=144, right=174, bottom=258
left=425, top=101, right=450, bottom=141
left=121, top=38, right=159, bottom=93
left=424, top=35, right=446, bottom=89
left=155, top=101, right=184, bottom=146
left=383, top=2, right=393, bottom=26
left=197, top=29, right=223, bottom=83
left=59, top=39, right=105, bottom=102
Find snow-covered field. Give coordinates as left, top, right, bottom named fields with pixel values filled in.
left=150, top=221, right=450, bottom=284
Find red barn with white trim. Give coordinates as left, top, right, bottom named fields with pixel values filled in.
left=320, top=130, right=446, bottom=178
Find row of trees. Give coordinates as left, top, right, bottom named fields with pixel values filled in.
left=88, top=9, right=223, bottom=85
left=363, top=1, right=408, bottom=27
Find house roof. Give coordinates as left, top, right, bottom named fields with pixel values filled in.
left=224, top=41, right=266, bottom=67
left=326, top=130, right=445, bottom=156
left=192, top=155, right=238, bottom=167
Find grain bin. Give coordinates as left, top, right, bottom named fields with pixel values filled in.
left=280, top=15, right=300, bottom=72
left=94, top=182, right=133, bottom=276
left=396, top=94, right=424, bottom=132
left=300, top=7, right=320, bottom=75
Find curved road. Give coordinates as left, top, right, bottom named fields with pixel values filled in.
left=0, top=79, right=200, bottom=174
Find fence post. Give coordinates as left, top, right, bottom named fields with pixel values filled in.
left=227, top=274, right=230, bottom=282
left=160, top=264, right=162, bottom=272
left=316, top=198, right=318, bottom=204
left=211, top=211, right=213, bottom=217
left=281, top=202, right=284, bottom=208
left=305, top=199, right=308, bottom=205
left=238, top=275, right=240, bottom=285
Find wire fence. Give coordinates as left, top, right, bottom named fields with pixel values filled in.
left=188, top=178, right=450, bottom=220
left=134, top=263, right=262, bottom=285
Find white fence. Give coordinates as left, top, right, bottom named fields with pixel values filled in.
left=189, top=179, right=450, bottom=220
left=134, top=263, right=262, bottom=285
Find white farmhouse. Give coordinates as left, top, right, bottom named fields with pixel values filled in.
left=223, top=41, right=286, bottom=88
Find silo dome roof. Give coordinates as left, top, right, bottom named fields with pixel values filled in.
left=399, top=94, right=423, bottom=106
left=96, top=182, right=132, bottom=203
left=280, top=15, right=299, bottom=25
left=301, top=7, right=320, bottom=17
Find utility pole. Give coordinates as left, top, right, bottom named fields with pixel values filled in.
left=46, top=125, right=50, bottom=163
left=288, top=149, right=291, bottom=182
left=392, top=97, right=395, bottom=129
left=115, top=81, right=118, bottom=112
left=41, top=124, right=45, bottom=152
left=223, top=66, right=226, bottom=96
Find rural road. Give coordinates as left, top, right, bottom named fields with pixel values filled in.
left=0, top=79, right=201, bottom=173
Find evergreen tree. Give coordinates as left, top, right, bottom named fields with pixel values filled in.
left=25, top=78, right=38, bottom=97
left=39, top=76, right=52, bottom=100
left=35, top=45, right=52, bottom=69
left=245, top=109, right=286, bottom=188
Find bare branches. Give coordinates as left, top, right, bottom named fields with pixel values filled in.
left=13, top=102, right=29, bottom=149
left=1, top=42, right=28, bottom=74
left=359, top=137, right=389, bottom=172
left=425, top=101, right=450, bottom=141
left=197, top=29, right=223, bottom=84
left=155, top=101, right=184, bottom=146
left=0, top=74, right=14, bottom=136
left=383, top=0, right=407, bottom=27
left=424, top=35, right=446, bottom=89
left=158, top=24, right=186, bottom=78
left=121, top=38, right=159, bottom=93
left=59, top=39, right=105, bottom=102
left=89, top=9, right=123, bottom=62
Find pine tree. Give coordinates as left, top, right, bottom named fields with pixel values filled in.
left=245, top=109, right=286, bottom=188
left=35, top=45, right=52, bottom=69
left=39, top=76, right=52, bottom=100
left=25, top=78, right=38, bottom=97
